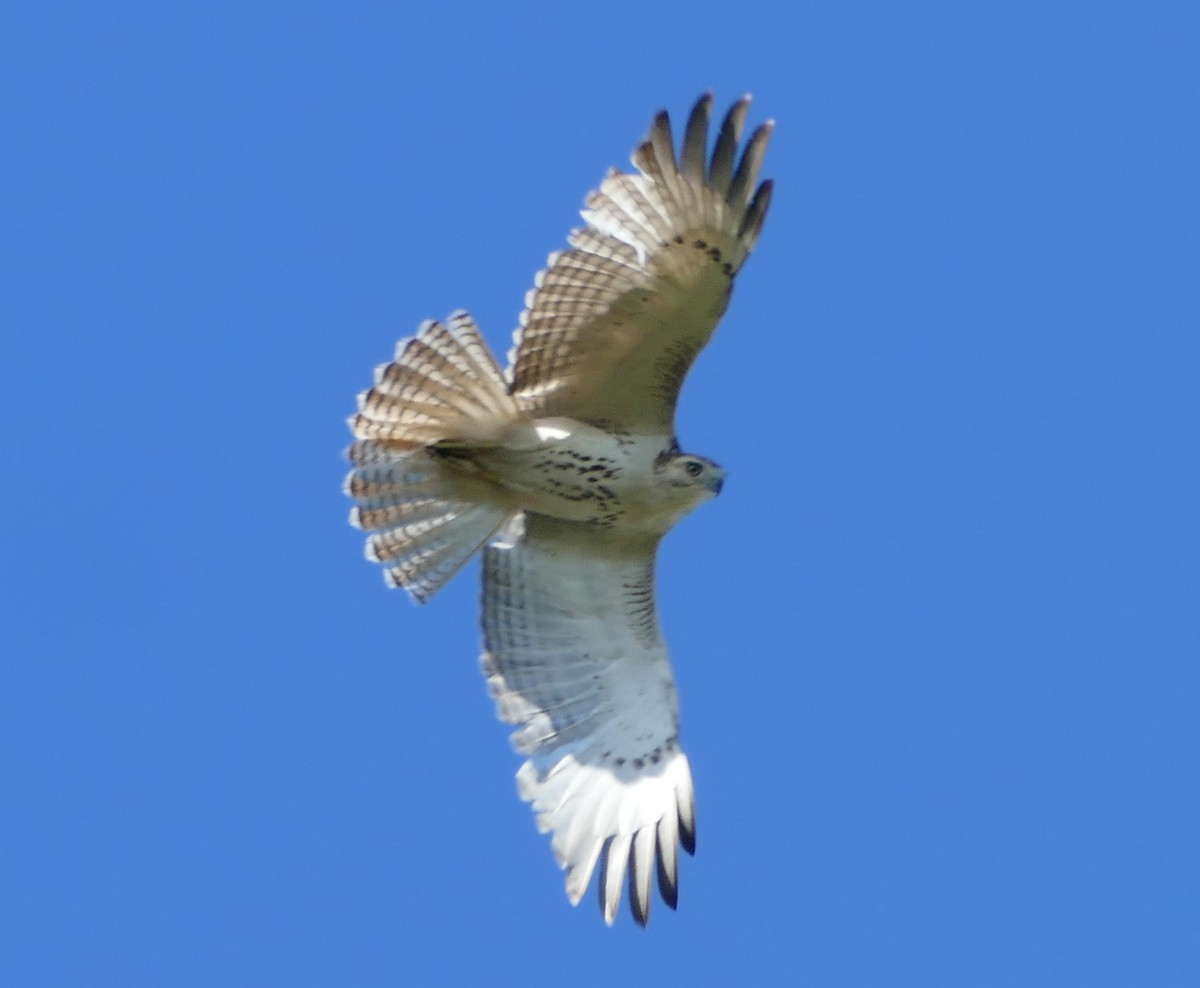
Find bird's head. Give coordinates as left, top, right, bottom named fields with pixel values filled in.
left=655, top=451, right=726, bottom=515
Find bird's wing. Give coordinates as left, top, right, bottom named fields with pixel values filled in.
left=507, top=93, right=773, bottom=433
left=481, top=514, right=695, bottom=927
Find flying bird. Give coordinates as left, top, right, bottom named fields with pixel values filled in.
left=345, top=93, right=773, bottom=926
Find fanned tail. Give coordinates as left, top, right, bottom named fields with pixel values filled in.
left=345, top=311, right=522, bottom=602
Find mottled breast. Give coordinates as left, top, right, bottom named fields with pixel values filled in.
left=519, top=444, right=627, bottom=526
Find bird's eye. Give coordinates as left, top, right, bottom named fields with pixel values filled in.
left=685, top=461, right=703, bottom=477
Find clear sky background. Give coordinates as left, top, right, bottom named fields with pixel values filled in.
left=3, top=2, right=1198, bottom=984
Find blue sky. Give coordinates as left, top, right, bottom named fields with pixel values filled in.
left=3, top=2, right=1198, bottom=984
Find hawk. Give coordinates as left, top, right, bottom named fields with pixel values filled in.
left=345, top=94, right=773, bottom=925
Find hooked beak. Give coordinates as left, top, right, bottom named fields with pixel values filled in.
left=705, top=473, right=725, bottom=496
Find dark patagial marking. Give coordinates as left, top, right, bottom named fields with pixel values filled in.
left=623, top=574, right=657, bottom=642
left=587, top=421, right=635, bottom=448
left=650, top=338, right=702, bottom=406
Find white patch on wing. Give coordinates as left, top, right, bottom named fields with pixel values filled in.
left=534, top=423, right=571, bottom=442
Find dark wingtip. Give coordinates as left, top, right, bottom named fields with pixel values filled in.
left=681, top=94, right=714, bottom=179
left=597, top=837, right=610, bottom=913
left=629, top=886, right=650, bottom=928
left=656, top=851, right=679, bottom=910
left=739, top=178, right=775, bottom=243
left=627, top=841, right=651, bottom=927
left=679, top=812, right=696, bottom=857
